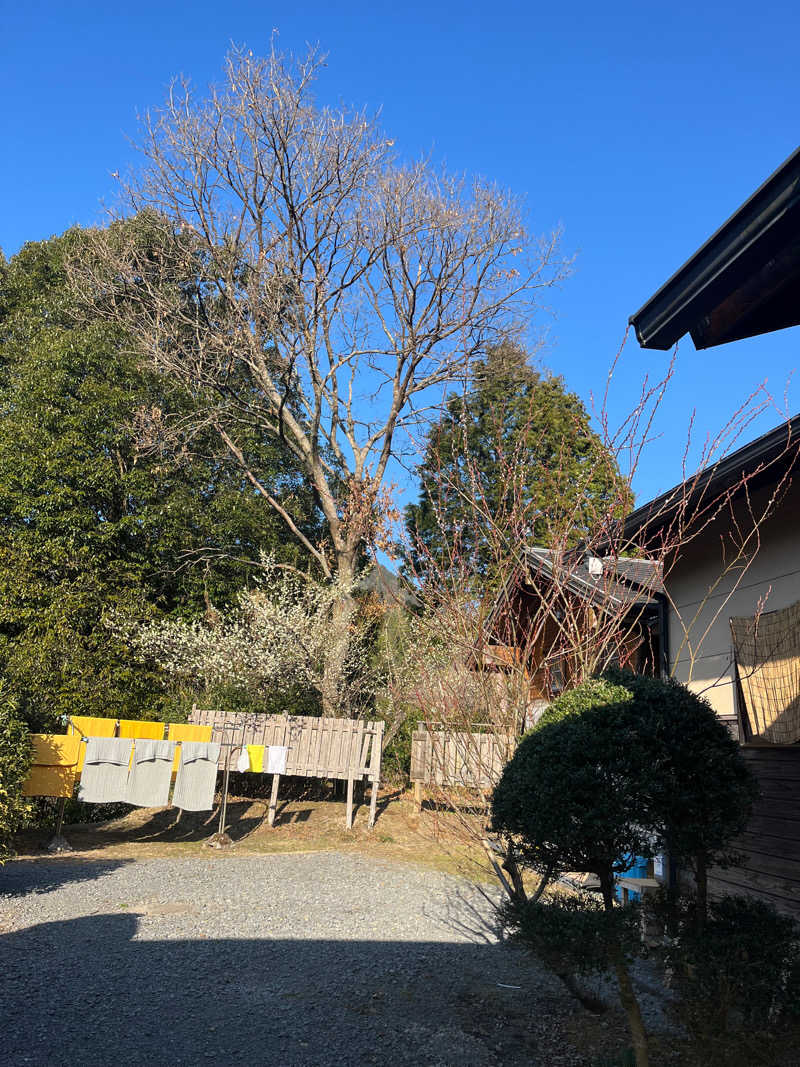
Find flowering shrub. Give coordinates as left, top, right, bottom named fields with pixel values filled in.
left=117, top=557, right=374, bottom=715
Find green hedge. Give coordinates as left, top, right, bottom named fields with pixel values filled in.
left=0, top=681, right=33, bottom=861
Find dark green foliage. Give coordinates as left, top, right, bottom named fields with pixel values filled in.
left=494, top=671, right=758, bottom=891
left=0, top=230, right=321, bottom=728
left=593, top=1053, right=636, bottom=1067
left=601, top=669, right=758, bottom=871
left=491, top=677, right=654, bottom=882
left=656, top=892, right=800, bottom=1052
left=0, top=681, right=33, bottom=860
left=492, top=672, right=763, bottom=1066
left=380, top=707, right=424, bottom=781
left=186, top=681, right=323, bottom=721
left=405, top=343, right=631, bottom=578
left=499, top=889, right=640, bottom=976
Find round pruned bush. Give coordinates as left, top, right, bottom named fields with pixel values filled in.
left=491, top=671, right=761, bottom=1067
left=494, top=670, right=758, bottom=901
left=601, top=669, right=759, bottom=880
left=492, top=675, right=655, bottom=895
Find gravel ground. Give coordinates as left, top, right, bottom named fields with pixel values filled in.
left=0, top=851, right=596, bottom=1067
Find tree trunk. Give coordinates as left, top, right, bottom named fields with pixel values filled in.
left=599, top=870, right=649, bottom=1067
left=321, top=548, right=357, bottom=717
left=555, top=971, right=607, bottom=1013
left=694, top=852, right=708, bottom=931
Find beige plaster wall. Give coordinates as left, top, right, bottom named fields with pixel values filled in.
left=665, top=477, right=800, bottom=721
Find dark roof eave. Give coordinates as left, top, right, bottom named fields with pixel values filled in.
left=629, top=146, right=800, bottom=351
left=624, top=414, right=800, bottom=543
left=522, top=548, right=663, bottom=609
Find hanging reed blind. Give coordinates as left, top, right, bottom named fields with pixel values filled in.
left=730, top=600, right=800, bottom=744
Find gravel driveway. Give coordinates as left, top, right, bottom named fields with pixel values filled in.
left=0, top=852, right=583, bottom=1066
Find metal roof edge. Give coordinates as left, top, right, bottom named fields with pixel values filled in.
left=629, top=146, right=800, bottom=350
left=624, top=413, right=800, bottom=539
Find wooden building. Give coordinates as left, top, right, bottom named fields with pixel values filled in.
left=483, top=546, right=664, bottom=727
left=629, top=146, right=800, bottom=918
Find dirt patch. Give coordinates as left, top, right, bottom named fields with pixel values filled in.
left=14, top=785, right=493, bottom=882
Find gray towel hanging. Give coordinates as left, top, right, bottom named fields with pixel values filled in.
left=126, top=740, right=176, bottom=808
left=78, top=738, right=133, bottom=804
left=172, top=742, right=221, bottom=811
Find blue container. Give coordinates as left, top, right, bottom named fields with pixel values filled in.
left=615, top=854, right=648, bottom=902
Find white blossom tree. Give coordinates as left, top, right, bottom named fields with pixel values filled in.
left=119, top=556, right=373, bottom=714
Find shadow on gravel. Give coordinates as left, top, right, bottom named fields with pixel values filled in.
left=117, top=802, right=265, bottom=843
left=0, top=913, right=573, bottom=1066
left=0, top=857, right=135, bottom=898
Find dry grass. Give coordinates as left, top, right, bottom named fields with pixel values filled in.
left=14, top=784, right=494, bottom=883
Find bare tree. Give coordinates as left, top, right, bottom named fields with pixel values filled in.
left=401, top=344, right=797, bottom=863
left=69, top=41, right=565, bottom=712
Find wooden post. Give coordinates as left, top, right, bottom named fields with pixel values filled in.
left=414, top=780, right=423, bottom=812
left=365, top=723, right=383, bottom=830
left=268, top=773, right=280, bottom=827
left=346, top=775, right=355, bottom=830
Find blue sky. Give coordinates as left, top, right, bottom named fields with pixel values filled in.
left=3, top=0, right=799, bottom=506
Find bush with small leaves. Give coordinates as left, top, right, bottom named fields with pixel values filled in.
left=654, top=892, right=800, bottom=1058
left=602, top=669, right=758, bottom=908
left=499, top=888, right=640, bottom=979
left=492, top=672, right=760, bottom=1067
left=0, top=681, right=33, bottom=861
left=492, top=678, right=654, bottom=895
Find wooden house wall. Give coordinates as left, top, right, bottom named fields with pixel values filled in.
left=663, top=478, right=800, bottom=918
left=707, top=746, right=800, bottom=919
left=665, top=477, right=800, bottom=729
left=488, top=582, right=653, bottom=702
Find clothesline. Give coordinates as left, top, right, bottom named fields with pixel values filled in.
left=71, top=733, right=240, bottom=747
left=62, top=715, right=292, bottom=845
left=29, top=712, right=381, bottom=847
left=65, top=715, right=242, bottom=745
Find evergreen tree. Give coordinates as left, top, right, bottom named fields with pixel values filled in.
left=0, top=230, right=321, bottom=727
left=405, top=343, right=630, bottom=578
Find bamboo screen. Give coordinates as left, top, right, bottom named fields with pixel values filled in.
left=730, top=600, right=800, bottom=744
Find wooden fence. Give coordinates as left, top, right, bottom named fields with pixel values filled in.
left=410, top=726, right=515, bottom=808
left=189, top=708, right=384, bottom=829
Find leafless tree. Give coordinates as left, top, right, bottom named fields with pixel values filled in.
left=402, top=340, right=798, bottom=867
left=69, top=41, right=566, bottom=712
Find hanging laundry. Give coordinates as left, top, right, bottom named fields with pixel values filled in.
left=125, top=740, right=176, bottom=808
left=68, top=717, right=116, bottom=771
left=246, top=745, right=265, bottom=773
left=118, top=720, right=165, bottom=740
left=22, top=735, right=82, bottom=798
left=78, top=738, right=134, bottom=804
left=167, top=723, right=212, bottom=773
left=267, top=745, right=288, bottom=776
left=236, top=748, right=250, bottom=773
left=172, top=742, right=221, bottom=811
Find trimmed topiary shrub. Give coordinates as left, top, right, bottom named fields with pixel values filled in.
left=491, top=671, right=760, bottom=1067
left=601, top=669, right=759, bottom=913
left=492, top=677, right=654, bottom=892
